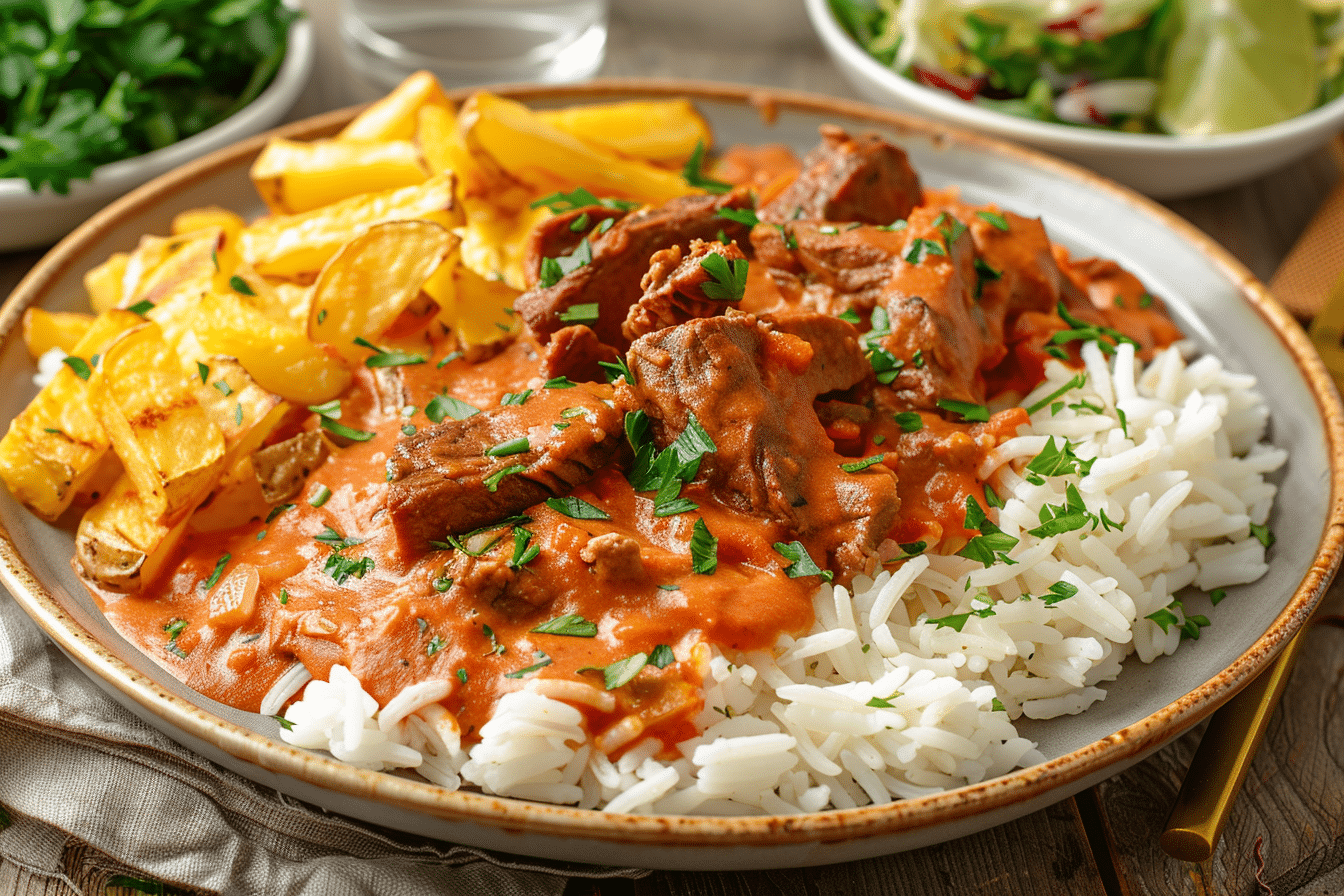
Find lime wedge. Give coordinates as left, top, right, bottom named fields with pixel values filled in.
left=1156, top=0, right=1318, bottom=136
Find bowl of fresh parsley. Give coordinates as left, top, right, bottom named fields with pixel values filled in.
left=0, top=0, right=313, bottom=251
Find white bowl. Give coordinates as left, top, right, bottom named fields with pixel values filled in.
left=805, top=0, right=1344, bottom=198
left=0, top=16, right=314, bottom=252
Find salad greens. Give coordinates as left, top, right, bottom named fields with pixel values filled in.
left=829, top=0, right=1344, bottom=136
left=1, top=0, right=299, bottom=193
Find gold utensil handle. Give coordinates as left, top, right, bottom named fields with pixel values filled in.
left=1159, top=631, right=1307, bottom=861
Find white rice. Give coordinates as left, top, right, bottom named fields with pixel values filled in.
left=276, top=342, right=1282, bottom=814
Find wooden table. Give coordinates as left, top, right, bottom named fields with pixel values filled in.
left=3, top=11, right=1343, bottom=895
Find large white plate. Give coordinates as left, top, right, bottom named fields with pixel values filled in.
left=1, top=82, right=1341, bottom=870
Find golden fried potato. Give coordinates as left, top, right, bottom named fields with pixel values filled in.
left=340, top=69, right=453, bottom=142
left=308, top=220, right=456, bottom=362
left=89, top=322, right=226, bottom=521
left=251, top=138, right=429, bottom=215
left=238, top=173, right=458, bottom=280
left=188, top=290, right=352, bottom=405
left=22, top=308, right=94, bottom=359
left=84, top=253, right=129, bottom=314
left=428, top=258, right=520, bottom=356
left=460, top=92, right=695, bottom=205
left=192, top=356, right=292, bottom=465
left=0, top=309, right=143, bottom=521
left=75, top=474, right=190, bottom=593
left=171, top=207, right=246, bottom=248
left=538, top=100, right=712, bottom=165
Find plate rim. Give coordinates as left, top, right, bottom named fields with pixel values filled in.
left=2, top=78, right=1342, bottom=851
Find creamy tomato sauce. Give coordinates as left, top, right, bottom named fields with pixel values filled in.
left=86, top=133, right=1182, bottom=754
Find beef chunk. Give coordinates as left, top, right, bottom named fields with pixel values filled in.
left=751, top=222, right=907, bottom=318
left=513, top=189, right=755, bottom=351
left=386, top=386, right=624, bottom=550
left=521, top=205, right=630, bottom=287
left=444, top=536, right=553, bottom=621
left=622, top=239, right=749, bottom=341
left=540, top=325, right=622, bottom=384
left=624, top=312, right=898, bottom=576
left=758, top=125, right=922, bottom=226
left=579, top=532, right=645, bottom=581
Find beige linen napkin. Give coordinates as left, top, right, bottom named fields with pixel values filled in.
left=0, top=594, right=647, bottom=895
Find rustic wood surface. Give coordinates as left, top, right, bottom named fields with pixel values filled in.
left=3, top=8, right=1344, bottom=895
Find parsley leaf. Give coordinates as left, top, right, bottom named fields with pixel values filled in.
left=699, top=253, right=748, bottom=301
left=544, top=496, right=609, bottom=520
left=773, top=541, right=833, bottom=581
left=425, top=394, right=480, bottom=423
left=504, top=651, right=552, bottom=679
left=690, top=518, right=718, bottom=574
left=936, top=398, right=990, bottom=422
left=682, top=140, right=732, bottom=194
left=531, top=614, right=598, bottom=637
left=841, top=454, right=885, bottom=473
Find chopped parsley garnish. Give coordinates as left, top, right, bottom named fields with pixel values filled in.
left=1209, top=588, right=1228, bottom=606
left=841, top=454, right=885, bottom=473
left=432, top=517, right=529, bottom=557
left=126, top=299, right=155, bottom=316
left=482, top=624, right=506, bottom=656
left=425, top=393, right=480, bottom=423
left=1041, top=581, right=1079, bottom=605
left=557, top=302, right=600, bottom=323
left=544, top=496, right=609, bottom=520
left=690, top=518, right=718, bottom=575
left=583, top=652, right=649, bottom=690
left=626, top=410, right=715, bottom=516
left=314, top=526, right=364, bottom=551
left=1146, top=606, right=1180, bottom=633
left=1049, top=301, right=1139, bottom=356
left=265, top=503, right=295, bottom=524
left=508, top=527, right=541, bottom=569
left=976, top=210, right=1009, bottom=231
left=164, top=618, right=187, bottom=639
left=432, top=576, right=453, bottom=593
left=1139, top=292, right=1155, bottom=309
left=437, top=350, right=464, bottom=369
left=657, top=584, right=680, bottom=591
left=200, top=553, right=230, bottom=590
left=699, top=253, right=748, bottom=301
left=886, top=541, right=927, bottom=563
left=1028, top=483, right=1095, bottom=538
left=599, top=357, right=634, bottom=384
left=401, top=424, right=417, bottom=436
left=1025, top=437, right=1095, bottom=482
left=273, top=715, right=294, bottom=731
left=936, top=398, right=990, bottom=423
left=229, top=275, right=255, bottom=296
left=991, top=698, right=1006, bottom=712
left=1116, top=407, right=1130, bottom=438
left=904, top=237, right=946, bottom=265
left=837, top=308, right=862, bottom=324
left=504, top=651, right=552, bottom=678
left=544, top=376, right=576, bottom=389
left=279, top=589, right=289, bottom=605
left=773, top=541, right=833, bottom=582
left=927, top=605, right=995, bottom=632
left=212, top=379, right=232, bottom=396
left=866, top=694, right=897, bottom=708
left=353, top=336, right=426, bottom=368
left=483, top=464, right=526, bottom=493
left=195, top=361, right=210, bottom=383
left=866, top=345, right=904, bottom=384
left=1098, top=508, right=1124, bottom=532
left=529, top=186, right=638, bottom=212
left=772, top=223, right=798, bottom=249
left=893, top=411, right=923, bottom=432
left=308, top=485, right=332, bottom=508
left=323, top=554, right=374, bottom=585
left=983, top=484, right=1003, bottom=509
left=682, top=140, right=732, bottom=194
left=570, top=212, right=590, bottom=232
left=649, top=644, right=675, bottom=668
left=1024, top=374, right=1088, bottom=417
left=427, top=635, right=446, bottom=657
left=957, top=495, right=1019, bottom=567
left=457, top=668, right=468, bottom=683
left=500, top=390, right=532, bottom=407
left=309, top=400, right=374, bottom=442
left=973, top=258, right=1002, bottom=283
left=1249, top=522, right=1275, bottom=549
left=538, top=238, right=594, bottom=288
left=717, top=206, right=759, bottom=227
left=485, top=436, right=530, bottom=457
left=61, top=356, right=91, bottom=380
left=531, top=614, right=598, bottom=637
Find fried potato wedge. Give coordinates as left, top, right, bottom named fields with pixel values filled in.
left=188, top=291, right=352, bottom=405
left=460, top=92, right=695, bottom=205
left=0, top=309, right=143, bottom=521
left=193, top=356, right=292, bottom=467
left=75, top=474, right=190, bottom=593
left=308, top=220, right=456, bottom=362
left=251, top=138, right=429, bottom=215
left=340, top=69, right=453, bottom=142
left=171, top=207, right=246, bottom=248
left=537, top=100, right=712, bottom=165
left=89, top=322, right=226, bottom=521
left=22, top=309, right=94, bottom=359
left=429, top=257, right=521, bottom=356
left=84, top=252, right=129, bottom=315
left=238, top=173, right=458, bottom=280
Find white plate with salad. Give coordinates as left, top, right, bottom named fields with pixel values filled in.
left=807, top=0, right=1344, bottom=197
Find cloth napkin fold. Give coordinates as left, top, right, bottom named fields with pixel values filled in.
left=0, top=593, right=646, bottom=895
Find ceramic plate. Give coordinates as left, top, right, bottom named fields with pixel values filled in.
left=1, top=82, right=1341, bottom=870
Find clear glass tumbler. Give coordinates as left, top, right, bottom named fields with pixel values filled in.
left=340, top=0, right=609, bottom=92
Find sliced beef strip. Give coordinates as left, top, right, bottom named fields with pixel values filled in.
left=540, top=324, right=622, bottom=384
left=624, top=311, right=898, bottom=577
left=758, top=125, right=922, bottom=226
left=622, top=238, right=749, bottom=342
left=521, top=205, right=630, bottom=287
left=513, top=188, right=755, bottom=351
left=386, top=386, right=624, bottom=550
left=750, top=222, right=907, bottom=318
left=874, top=207, right=1005, bottom=409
